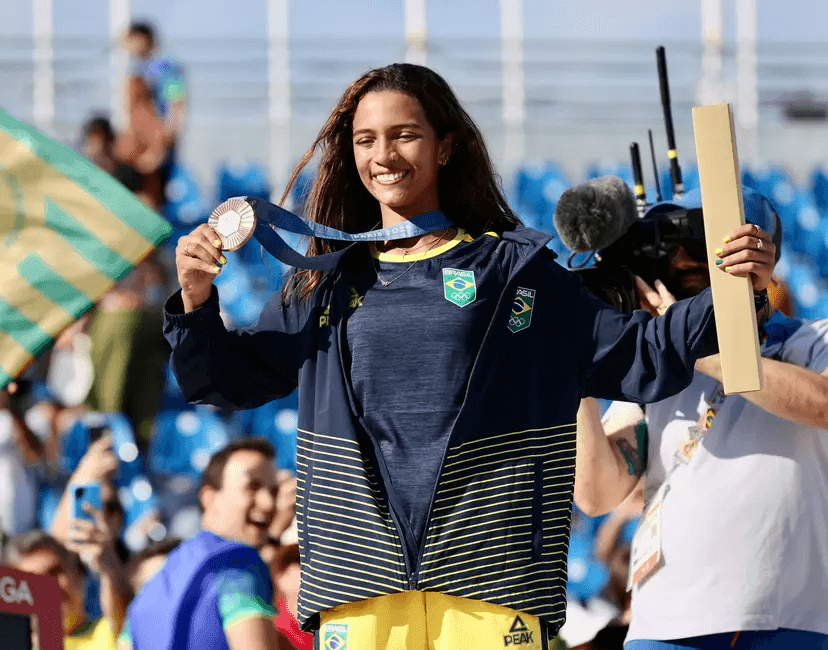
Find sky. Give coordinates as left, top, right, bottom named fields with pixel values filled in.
left=0, top=0, right=823, bottom=44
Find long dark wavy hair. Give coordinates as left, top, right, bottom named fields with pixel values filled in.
left=280, top=62, right=522, bottom=302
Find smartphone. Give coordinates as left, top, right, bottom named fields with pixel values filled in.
left=87, top=425, right=110, bottom=444
left=6, top=380, right=30, bottom=418
left=70, top=483, right=102, bottom=522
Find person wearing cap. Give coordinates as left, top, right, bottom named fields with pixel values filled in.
left=574, top=188, right=828, bottom=649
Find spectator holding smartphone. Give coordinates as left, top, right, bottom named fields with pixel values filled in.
left=50, top=435, right=133, bottom=635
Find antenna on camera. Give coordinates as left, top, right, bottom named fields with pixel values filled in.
left=656, top=45, right=684, bottom=200
left=648, top=129, right=663, bottom=202
left=630, top=142, right=648, bottom=216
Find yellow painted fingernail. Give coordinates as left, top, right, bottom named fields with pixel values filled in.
left=220, top=255, right=227, bottom=265
left=213, top=239, right=221, bottom=247
left=725, top=266, right=732, bottom=272
left=723, top=236, right=732, bottom=243
left=213, top=266, right=221, bottom=273
left=715, top=248, right=723, bottom=256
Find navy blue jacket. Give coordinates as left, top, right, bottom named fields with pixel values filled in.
left=164, top=226, right=718, bottom=639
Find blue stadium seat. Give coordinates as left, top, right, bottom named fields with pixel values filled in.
left=514, top=163, right=571, bottom=232
left=791, top=200, right=824, bottom=259
left=249, top=394, right=300, bottom=473
left=585, top=162, right=633, bottom=186
left=783, top=256, right=828, bottom=319
left=566, top=532, right=610, bottom=601
left=809, top=167, right=828, bottom=216
left=216, top=161, right=271, bottom=204
left=213, top=262, right=270, bottom=328
left=149, top=408, right=232, bottom=480
left=744, top=164, right=794, bottom=200
left=164, top=163, right=210, bottom=229
left=768, top=179, right=799, bottom=234
left=815, top=238, right=828, bottom=280
left=289, top=168, right=314, bottom=216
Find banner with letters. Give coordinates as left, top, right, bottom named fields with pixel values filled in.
left=0, top=566, right=64, bottom=650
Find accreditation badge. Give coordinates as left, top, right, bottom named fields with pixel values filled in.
left=628, top=483, right=668, bottom=590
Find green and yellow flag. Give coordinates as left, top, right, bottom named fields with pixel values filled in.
left=0, top=109, right=172, bottom=389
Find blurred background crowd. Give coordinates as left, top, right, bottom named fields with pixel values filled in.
left=3, top=1, right=828, bottom=648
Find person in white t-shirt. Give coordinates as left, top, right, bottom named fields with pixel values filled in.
left=0, top=382, right=42, bottom=537
left=574, top=190, right=828, bottom=649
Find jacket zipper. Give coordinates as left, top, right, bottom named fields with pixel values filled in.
left=409, top=240, right=545, bottom=589
left=331, top=273, right=418, bottom=584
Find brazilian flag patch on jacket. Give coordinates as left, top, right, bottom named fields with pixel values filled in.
left=324, top=623, right=348, bottom=650
left=509, top=287, right=535, bottom=333
left=442, top=268, right=476, bottom=307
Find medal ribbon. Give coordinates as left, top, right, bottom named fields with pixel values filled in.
left=244, top=197, right=455, bottom=271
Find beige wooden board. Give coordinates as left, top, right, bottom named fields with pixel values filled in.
left=692, top=103, right=762, bottom=394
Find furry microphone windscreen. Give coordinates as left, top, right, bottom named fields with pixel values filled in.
left=553, top=176, right=638, bottom=253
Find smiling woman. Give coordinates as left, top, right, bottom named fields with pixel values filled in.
left=351, top=91, right=449, bottom=222
left=164, top=62, right=774, bottom=650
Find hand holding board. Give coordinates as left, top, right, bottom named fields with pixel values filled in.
left=692, top=103, right=763, bottom=394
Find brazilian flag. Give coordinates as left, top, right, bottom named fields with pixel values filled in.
left=0, top=109, right=172, bottom=389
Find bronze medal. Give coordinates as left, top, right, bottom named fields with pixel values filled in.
left=207, top=197, right=257, bottom=251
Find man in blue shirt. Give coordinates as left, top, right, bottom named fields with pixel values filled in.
left=118, top=437, right=293, bottom=650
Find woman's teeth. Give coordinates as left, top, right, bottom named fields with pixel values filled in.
left=375, top=171, right=407, bottom=183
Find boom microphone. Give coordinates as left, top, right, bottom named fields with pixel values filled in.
left=553, top=176, right=638, bottom=253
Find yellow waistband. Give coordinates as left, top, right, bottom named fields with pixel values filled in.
left=319, top=591, right=544, bottom=650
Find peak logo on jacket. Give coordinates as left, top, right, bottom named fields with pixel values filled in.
left=503, top=615, right=535, bottom=646
left=319, top=286, right=363, bottom=327
left=508, top=287, right=535, bottom=333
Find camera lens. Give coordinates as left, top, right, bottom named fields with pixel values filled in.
left=76, top=488, right=85, bottom=497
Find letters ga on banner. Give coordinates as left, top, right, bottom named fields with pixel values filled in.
left=0, top=109, right=172, bottom=390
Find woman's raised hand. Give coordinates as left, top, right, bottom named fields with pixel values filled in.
left=176, top=224, right=226, bottom=312
left=714, top=223, right=776, bottom=292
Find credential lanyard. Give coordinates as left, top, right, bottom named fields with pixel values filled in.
left=663, top=381, right=728, bottom=484
left=628, top=382, right=728, bottom=590
left=244, top=197, right=455, bottom=271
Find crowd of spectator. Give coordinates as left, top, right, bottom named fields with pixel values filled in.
left=0, top=19, right=311, bottom=650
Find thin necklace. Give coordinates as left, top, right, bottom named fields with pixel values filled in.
left=373, top=228, right=453, bottom=287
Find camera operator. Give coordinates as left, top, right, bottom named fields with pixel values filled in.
left=574, top=189, right=828, bottom=649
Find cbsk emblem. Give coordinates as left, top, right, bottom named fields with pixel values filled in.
left=508, top=287, right=535, bottom=333
left=443, top=268, right=476, bottom=307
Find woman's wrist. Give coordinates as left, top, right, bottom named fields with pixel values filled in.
left=754, top=288, right=771, bottom=334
